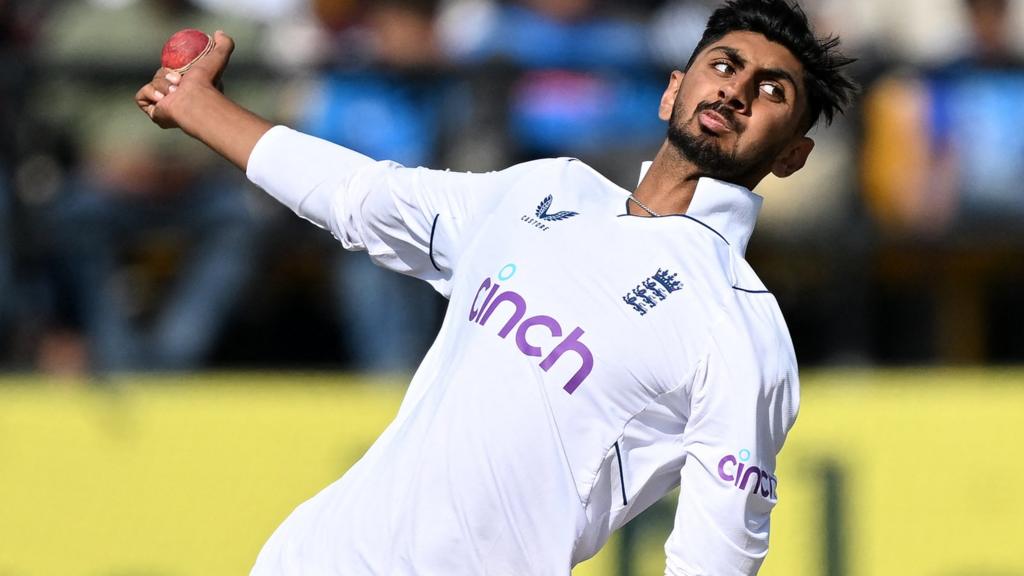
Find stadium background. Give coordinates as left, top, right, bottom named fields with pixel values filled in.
left=2, top=0, right=1023, bottom=574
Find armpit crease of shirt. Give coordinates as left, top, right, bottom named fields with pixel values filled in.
left=578, top=331, right=708, bottom=509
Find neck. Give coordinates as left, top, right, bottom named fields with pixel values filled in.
left=632, top=140, right=760, bottom=217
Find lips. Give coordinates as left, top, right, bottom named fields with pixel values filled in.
left=698, top=109, right=735, bottom=134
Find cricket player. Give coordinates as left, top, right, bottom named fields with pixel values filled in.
left=136, top=0, right=856, bottom=573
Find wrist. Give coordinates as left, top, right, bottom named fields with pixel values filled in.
left=176, top=82, right=228, bottom=139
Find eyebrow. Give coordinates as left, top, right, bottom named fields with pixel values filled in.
left=709, top=46, right=800, bottom=99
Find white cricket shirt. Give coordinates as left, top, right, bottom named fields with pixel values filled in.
left=246, top=126, right=800, bottom=576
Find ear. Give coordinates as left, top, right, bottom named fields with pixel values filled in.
left=659, top=70, right=685, bottom=122
left=771, top=136, right=815, bottom=178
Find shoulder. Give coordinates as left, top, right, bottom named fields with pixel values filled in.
left=723, top=286, right=796, bottom=372
left=499, top=157, right=616, bottom=177
left=500, top=156, right=580, bottom=171
left=497, top=157, right=593, bottom=178
left=493, top=157, right=623, bottom=202
left=462, top=157, right=581, bottom=190
left=708, top=261, right=797, bottom=390
left=702, top=298, right=800, bottom=434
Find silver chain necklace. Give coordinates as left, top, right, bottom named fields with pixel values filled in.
left=627, top=194, right=661, bottom=217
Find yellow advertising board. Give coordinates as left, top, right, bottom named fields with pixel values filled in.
left=0, top=369, right=1021, bottom=575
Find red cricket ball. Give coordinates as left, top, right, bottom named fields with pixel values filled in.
left=161, top=28, right=213, bottom=73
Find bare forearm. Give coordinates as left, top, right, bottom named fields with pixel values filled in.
left=175, top=83, right=272, bottom=172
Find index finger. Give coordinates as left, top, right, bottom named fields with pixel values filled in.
left=152, top=66, right=175, bottom=82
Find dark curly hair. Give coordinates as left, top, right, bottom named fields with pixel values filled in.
left=685, top=0, right=858, bottom=129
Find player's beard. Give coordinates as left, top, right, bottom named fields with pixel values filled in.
left=667, top=101, right=759, bottom=181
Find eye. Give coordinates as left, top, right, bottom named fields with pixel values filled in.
left=761, top=82, right=785, bottom=100
left=712, top=61, right=734, bottom=74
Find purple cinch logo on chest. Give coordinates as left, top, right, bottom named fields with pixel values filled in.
left=468, top=264, right=593, bottom=394
left=718, top=449, right=778, bottom=501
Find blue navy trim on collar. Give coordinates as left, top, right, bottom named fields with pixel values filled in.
left=633, top=163, right=763, bottom=255
left=617, top=206, right=730, bottom=246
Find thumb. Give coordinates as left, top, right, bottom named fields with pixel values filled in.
left=189, top=30, right=235, bottom=86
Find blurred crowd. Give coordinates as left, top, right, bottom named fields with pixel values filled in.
left=0, top=0, right=1022, bottom=376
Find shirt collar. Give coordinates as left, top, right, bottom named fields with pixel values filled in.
left=637, top=161, right=763, bottom=255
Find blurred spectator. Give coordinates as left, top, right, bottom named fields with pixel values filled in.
left=0, top=0, right=20, bottom=354
left=31, top=0, right=269, bottom=373
left=0, top=0, right=46, bottom=365
left=299, top=0, right=447, bottom=371
left=439, top=0, right=665, bottom=184
left=861, top=0, right=1024, bottom=362
left=441, top=0, right=649, bottom=68
left=0, top=170, right=11, bottom=358
left=863, top=0, right=1024, bottom=238
left=192, top=0, right=305, bottom=21
left=647, top=0, right=716, bottom=69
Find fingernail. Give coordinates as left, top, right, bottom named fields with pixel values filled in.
left=168, top=85, right=177, bottom=93
left=165, top=72, right=181, bottom=83
left=154, top=90, right=165, bottom=100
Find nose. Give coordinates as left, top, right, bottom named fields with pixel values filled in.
left=718, top=79, right=751, bottom=113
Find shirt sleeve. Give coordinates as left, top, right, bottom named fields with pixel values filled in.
left=664, top=326, right=800, bottom=576
left=246, top=126, right=526, bottom=296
